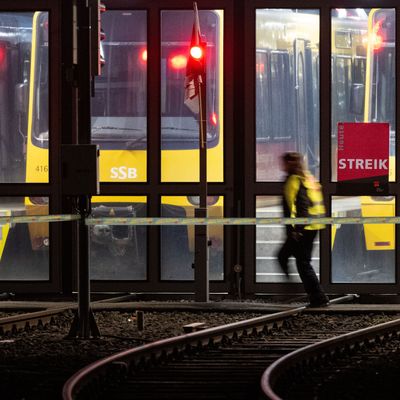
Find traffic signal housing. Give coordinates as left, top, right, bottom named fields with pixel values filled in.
left=187, top=40, right=206, bottom=77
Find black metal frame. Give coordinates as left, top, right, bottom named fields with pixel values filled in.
left=0, top=1, right=62, bottom=293
left=85, top=0, right=235, bottom=294
left=243, top=0, right=400, bottom=295
left=1, top=0, right=399, bottom=296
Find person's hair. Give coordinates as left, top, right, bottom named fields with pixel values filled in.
left=282, top=152, right=305, bottom=176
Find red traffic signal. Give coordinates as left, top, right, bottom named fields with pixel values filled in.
left=190, top=45, right=203, bottom=60
left=187, top=41, right=206, bottom=76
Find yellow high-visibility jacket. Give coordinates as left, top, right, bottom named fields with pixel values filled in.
left=283, top=172, right=326, bottom=231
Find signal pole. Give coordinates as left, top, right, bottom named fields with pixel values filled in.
left=186, top=2, right=209, bottom=302
left=66, top=0, right=103, bottom=339
left=194, top=50, right=209, bottom=302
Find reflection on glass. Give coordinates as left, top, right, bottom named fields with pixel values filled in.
left=161, top=196, right=223, bottom=280
left=331, top=8, right=395, bottom=181
left=90, top=196, right=147, bottom=280
left=92, top=11, right=147, bottom=182
left=0, top=13, right=42, bottom=183
left=160, top=10, right=223, bottom=182
left=255, top=9, right=320, bottom=181
left=24, top=12, right=49, bottom=184
left=0, top=197, right=49, bottom=280
left=256, top=196, right=320, bottom=283
left=331, top=196, right=395, bottom=283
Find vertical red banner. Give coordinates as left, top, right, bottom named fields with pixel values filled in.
left=337, top=122, right=389, bottom=190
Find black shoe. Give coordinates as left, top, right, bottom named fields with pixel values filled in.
left=309, top=294, right=330, bottom=308
left=309, top=300, right=330, bottom=308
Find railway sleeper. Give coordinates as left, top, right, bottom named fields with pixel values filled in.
left=183, top=322, right=207, bottom=333
left=163, top=347, right=175, bottom=359
left=109, top=361, right=129, bottom=378
left=199, top=337, right=212, bottom=347
left=254, top=325, right=264, bottom=335
left=12, top=321, right=27, bottom=332
left=1, top=323, right=14, bottom=334
left=210, top=335, right=223, bottom=345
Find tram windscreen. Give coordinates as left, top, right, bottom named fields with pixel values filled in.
left=91, top=10, right=147, bottom=150
left=90, top=10, right=220, bottom=151
left=161, top=10, right=220, bottom=150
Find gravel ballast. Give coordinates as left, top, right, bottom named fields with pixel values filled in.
left=0, top=310, right=398, bottom=399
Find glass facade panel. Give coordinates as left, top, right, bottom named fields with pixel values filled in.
left=90, top=196, right=147, bottom=280
left=92, top=11, right=147, bottom=182
left=0, top=13, right=50, bottom=183
left=256, top=9, right=320, bottom=181
left=160, top=10, right=223, bottom=182
left=332, top=196, right=395, bottom=283
left=0, top=197, right=49, bottom=280
left=256, top=196, right=320, bottom=283
left=331, top=8, right=395, bottom=181
left=160, top=196, right=223, bottom=280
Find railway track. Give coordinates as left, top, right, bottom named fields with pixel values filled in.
left=62, top=295, right=359, bottom=400
left=262, top=311, right=400, bottom=399
left=0, top=294, right=135, bottom=335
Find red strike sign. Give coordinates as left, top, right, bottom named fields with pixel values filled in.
left=337, top=122, right=389, bottom=182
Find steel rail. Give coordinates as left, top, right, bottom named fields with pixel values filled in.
left=62, top=307, right=304, bottom=399
left=0, top=295, right=133, bottom=334
left=62, top=295, right=354, bottom=400
left=261, top=313, right=400, bottom=399
left=0, top=306, right=73, bottom=334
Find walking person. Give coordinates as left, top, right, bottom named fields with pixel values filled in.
left=277, top=152, right=329, bottom=307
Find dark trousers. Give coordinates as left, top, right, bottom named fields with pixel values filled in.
left=278, top=229, right=327, bottom=303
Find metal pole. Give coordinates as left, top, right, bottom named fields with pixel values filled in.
left=68, top=197, right=101, bottom=339
left=194, top=69, right=209, bottom=302
left=78, top=195, right=90, bottom=337
left=67, top=0, right=100, bottom=338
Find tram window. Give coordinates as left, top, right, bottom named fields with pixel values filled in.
left=256, top=51, right=292, bottom=142
left=0, top=13, right=33, bottom=183
left=271, top=52, right=292, bottom=140
left=256, top=9, right=320, bottom=182
left=331, top=56, right=352, bottom=134
left=296, top=50, right=307, bottom=144
left=353, top=57, right=366, bottom=84
left=369, top=9, right=395, bottom=177
left=160, top=195, right=224, bottom=281
left=160, top=10, right=223, bottom=183
left=371, top=51, right=395, bottom=128
left=92, top=11, right=147, bottom=124
left=89, top=196, right=147, bottom=280
left=331, top=196, right=395, bottom=283
left=33, top=32, right=49, bottom=149
left=331, top=8, right=395, bottom=182
left=91, top=11, right=147, bottom=182
left=349, top=58, right=366, bottom=115
left=331, top=9, right=367, bottom=181
left=255, top=51, right=271, bottom=140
